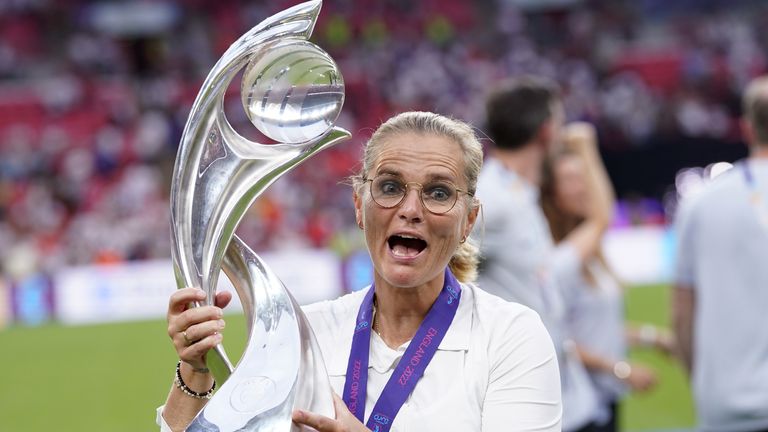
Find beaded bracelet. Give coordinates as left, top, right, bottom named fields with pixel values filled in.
left=174, top=361, right=216, bottom=399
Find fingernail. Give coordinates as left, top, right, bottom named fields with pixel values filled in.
left=216, top=308, right=223, bottom=318
left=218, top=319, right=225, bottom=329
left=215, top=333, right=223, bottom=342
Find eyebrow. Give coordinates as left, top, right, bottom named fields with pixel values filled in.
left=376, top=167, right=402, bottom=177
left=375, top=169, right=458, bottom=183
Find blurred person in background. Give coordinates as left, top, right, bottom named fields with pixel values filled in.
left=474, top=76, right=599, bottom=432
left=541, top=123, right=674, bottom=432
left=673, top=75, right=768, bottom=432
left=160, top=112, right=562, bottom=431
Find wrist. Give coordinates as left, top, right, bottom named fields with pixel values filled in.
left=613, top=360, right=632, bottom=380
left=181, top=360, right=210, bottom=374
left=175, top=361, right=215, bottom=399
left=179, top=361, right=214, bottom=394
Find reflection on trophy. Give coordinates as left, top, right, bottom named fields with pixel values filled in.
left=169, top=1, right=350, bottom=430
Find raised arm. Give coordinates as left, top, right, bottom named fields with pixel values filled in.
left=161, top=288, right=231, bottom=431
left=560, top=122, right=616, bottom=262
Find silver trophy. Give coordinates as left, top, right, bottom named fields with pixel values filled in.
left=169, top=1, right=349, bottom=430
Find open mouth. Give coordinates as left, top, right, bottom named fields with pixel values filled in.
left=387, top=234, right=428, bottom=258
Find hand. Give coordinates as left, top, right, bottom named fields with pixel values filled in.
left=624, top=363, right=657, bottom=392
left=654, top=329, right=677, bottom=356
left=292, top=393, right=371, bottom=432
left=167, top=287, right=232, bottom=372
left=562, top=122, right=597, bottom=153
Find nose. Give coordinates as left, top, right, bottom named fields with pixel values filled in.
left=397, top=186, right=424, bottom=222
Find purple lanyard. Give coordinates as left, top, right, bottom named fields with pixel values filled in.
left=341, top=268, right=462, bottom=432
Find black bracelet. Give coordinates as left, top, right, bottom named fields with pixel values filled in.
left=174, top=361, right=215, bottom=399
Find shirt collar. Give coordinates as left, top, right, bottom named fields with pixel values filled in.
left=326, top=283, right=473, bottom=375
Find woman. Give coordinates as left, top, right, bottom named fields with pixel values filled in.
left=540, top=123, right=674, bottom=432
left=159, top=112, right=562, bottom=431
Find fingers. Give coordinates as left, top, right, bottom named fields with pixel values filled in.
left=180, top=332, right=223, bottom=362
left=563, top=122, right=597, bottom=152
left=215, top=290, right=233, bottom=309
left=293, top=409, right=346, bottom=432
left=645, top=370, right=658, bottom=389
left=167, top=287, right=228, bottom=370
left=332, top=393, right=347, bottom=411
left=637, top=378, right=655, bottom=392
left=291, top=393, right=367, bottom=431
left=168, top=287, right=206, bottom=316
left=332, top=392, right=353, bottom=420
left=167, top=287, right=225, bottom=335
left=181, top=317, right=226, bottom=345
left=628, top=366, right=657, bottom=392
left=168, top=303, right=223, bottom=339
left=171, top=311, right=224, bottom=369
left=176, top=304, right=223, bottom=330
left=168, top=288, right=231, bottom=323
left=563, top=122, right=596, bottom=142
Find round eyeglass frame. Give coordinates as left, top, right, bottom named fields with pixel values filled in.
left=362, top=175, right=474, bottom=215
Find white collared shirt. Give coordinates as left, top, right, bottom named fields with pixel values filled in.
left=158, top=283, right=562, bottom=431
left=304, top=283, right=561, bottom=432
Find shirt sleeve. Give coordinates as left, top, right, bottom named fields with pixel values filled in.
left=482, top=308, right=563, bottom=432
left=674, top=196, right=699, bottom=288
left=156, top=405, right=173, bottom=432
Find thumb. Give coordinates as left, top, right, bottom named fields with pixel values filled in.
left=332, top=392, right=355, bottom=420
left=215, top=290, right=233, bottom=309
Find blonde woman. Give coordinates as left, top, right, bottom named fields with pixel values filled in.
left=540, top=123, right=673, bottom=432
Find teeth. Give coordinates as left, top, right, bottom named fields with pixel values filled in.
left=396, top=234, right=421, bottom=240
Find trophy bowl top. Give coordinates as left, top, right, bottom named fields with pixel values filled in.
left=241, top=38, right=345, bottom=144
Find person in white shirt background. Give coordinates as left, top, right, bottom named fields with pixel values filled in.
left=674, top=75, right=768, bottom=432
left=159, top=111, right=562, bottom=432
left=540, top=122, right=675, bottom=432
left=474, top=76, right=599, bottom=432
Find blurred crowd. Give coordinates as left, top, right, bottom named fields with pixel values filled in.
left=0, top=0, right=767, bottom=277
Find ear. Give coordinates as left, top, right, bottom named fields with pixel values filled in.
left=463, top=200, right=480, bottom=240
left=353, top=188, right=363, bottom=228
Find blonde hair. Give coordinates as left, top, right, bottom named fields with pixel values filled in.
left=352, top=112, right=483, bottom=282
left=743, top=75, right=768, bottom=146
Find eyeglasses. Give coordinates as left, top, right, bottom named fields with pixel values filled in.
left=363, top=174, right=473, bottom=215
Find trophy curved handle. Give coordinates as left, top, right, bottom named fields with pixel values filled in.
left=186, top=236, right=333, bottom=431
